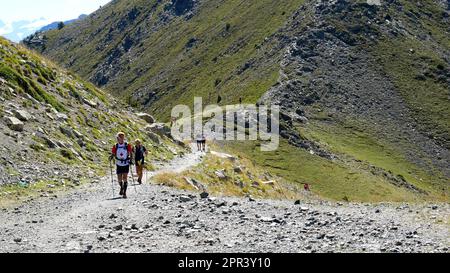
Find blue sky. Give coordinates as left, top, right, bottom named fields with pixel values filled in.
left=0, top=0, right=111, bottom=41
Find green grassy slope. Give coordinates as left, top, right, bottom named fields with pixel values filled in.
left=369, top=0, right=450, bottom=148
left=22, top=0, right=449, bottom=202
left=0, top=36, right=184, bottom=205
left=28, top=0, right=306, bottom=119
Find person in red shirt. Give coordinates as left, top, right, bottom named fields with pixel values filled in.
left=110, top=132, right=133, bottom=199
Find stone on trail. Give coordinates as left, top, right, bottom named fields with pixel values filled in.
left=200, top=192, right=209, bottom=199
left=109, top=214, right=118, bottom=219
left=300, top=207, right=309, bottom=212
left=179, top=195, right=193, bottom=202
left=260, top=217, right=277, bottom=223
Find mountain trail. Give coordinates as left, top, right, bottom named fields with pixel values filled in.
left=0, top=146, right=448, bottom=253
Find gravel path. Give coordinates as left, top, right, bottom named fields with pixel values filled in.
left=0, top=148, right=448, bottom=253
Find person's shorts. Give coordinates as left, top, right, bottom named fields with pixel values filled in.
left=116, top=165, right=130, bottom=175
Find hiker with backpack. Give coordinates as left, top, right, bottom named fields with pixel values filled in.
left=133, top=139, right=148, bottom=185
left=110, top=132, right=133, bottom=199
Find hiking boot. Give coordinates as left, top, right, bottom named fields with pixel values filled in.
left=123, top=182, right=128, bottom=199
left=119, top=182, right=124, bottom=196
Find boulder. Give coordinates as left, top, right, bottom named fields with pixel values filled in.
left=210, top=151, right=237, bottom=162
left=184, top=177, right=207, bottom=191
left=200, top=192, right=209, bottom=199
left=45, top=138, right=59, bottom=149
left=146, top=132, right=161, bottom=144
left=46, top=107, right=58, bottom=114
left=73, top=130, right=84, bottom=139
left=82, top=98, right=98, bottom=108
left=4, top=117, right=24, bottom=132
left=13, top=109, right=32, bottom=121
left=262, top=180, right=275, bottom=186
left=215, top=170, right=227, bottom=180
left=55, top=140, right=68, bottom=148
left=56, top=113, right=68, bottom=121
left=60, top=126, right=74, bottom=138
left=77, top=139, right=86, bottom=147
left=296, top=116, right=309, bottom=124
left=145, top=123, right=171, bottom=137
left=179, top=195, right=193, bottom=202
left=136, top=113, right=155, bottom=124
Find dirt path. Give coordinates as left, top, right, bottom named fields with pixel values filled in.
left=148, top=144, right=204, bottom=177
left=0, top=147, right=448, bottom=253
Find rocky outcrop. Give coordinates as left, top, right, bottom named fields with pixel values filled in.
left=13, top=110, right=32, bottom=122
left=145, top=123, right=171, bottom=137
left=260, top=0, right=450, bottom=178
left=4, top=117, right=24, bottom=132
left=136, top=113, right=155, bottom=124
left=167, top=0, right=196, bottom=16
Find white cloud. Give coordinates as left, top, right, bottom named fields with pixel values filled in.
left=0, top=0, right=111, bottom=42
left=0, top=0, right=111, bottom=25
left=0, top=23, right=13, bottom=36
left=22, top=18, right=53, bottom=30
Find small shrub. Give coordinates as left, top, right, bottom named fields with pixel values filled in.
left=60, top=149, right=75, bottom=160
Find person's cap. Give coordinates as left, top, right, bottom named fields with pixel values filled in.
left=117, top=132, right=125, bottom=137
left=135, top=139, right=141, bottom=143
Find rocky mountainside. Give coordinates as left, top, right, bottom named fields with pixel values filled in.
left=0, top=37, right=185, bottom=191
left=23, top=0, right=449, bottom=202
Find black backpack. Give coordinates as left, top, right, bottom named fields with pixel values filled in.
left=135, top=145, right=145, bottom=161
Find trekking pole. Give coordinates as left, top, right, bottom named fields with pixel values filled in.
left=143, top=163, right=147, bottom=184
left=109, top=160, right=115, bottom=199
left=130, top=163, right=138, bottom=195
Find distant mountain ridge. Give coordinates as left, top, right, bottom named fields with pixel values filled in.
left=38, top=14, right=88, bottom=32
left=0, top=15, right=87, bottom=43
